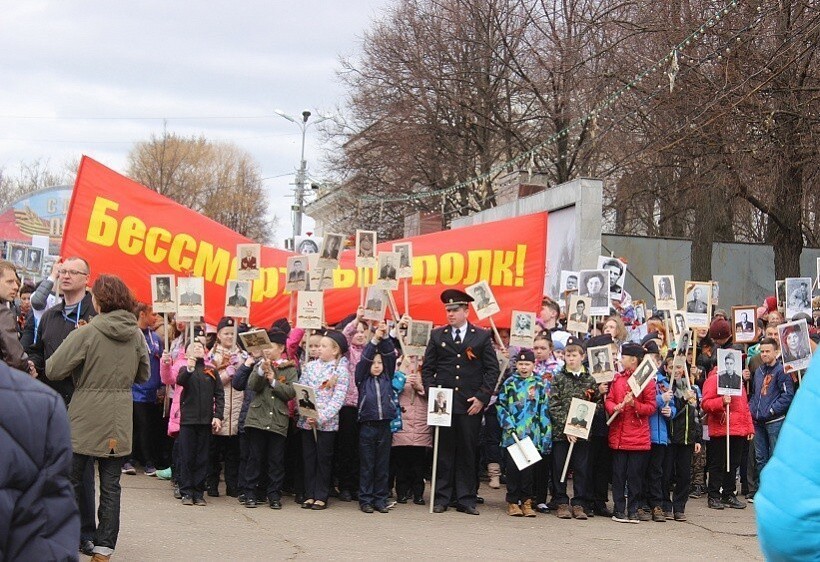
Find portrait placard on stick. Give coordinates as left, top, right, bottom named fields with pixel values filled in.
left=224, top=279, right=251, bottom=318
left=293, top=383, right=319, bottom=420
left=306, top=254, right=334, bottom=291
left=566, top=295, right=591, bottom=334
left=355, top=230, right=377, bottom=268
left=731, top=306, right=757, bottom=344
left=466, top=280, right=500, bottom=320
left=406, top=319, right=433, bottom=357
left=653, top=275, right=677, bottom=311
left=716, top=348, right=743, bottom=396
left=559, top=270, right=579, bottom=297
left=362, top=286, right=387, bottom=322
left=509, top=311, right=536, bottom=349
left=778, top=318, right=812, bottom=374
left=674, top=329, right=691, bottom=357
left=578, top=269, right=610, bottom=316
left=151, top=274, right=176, bottom=314
left=238, top=329, right=273, bottom=355
left=285, top=255, right=308, bottom=292
left=427, top=387, right=453, bottom=427
left=236, top=243, right=261, bottom=281
left=564, top=398, right=596, bottom=440
left=784, top=277, right=812, bottom=321
left=598, top=256, right=627, bottom=300
left=633, top=300, right=647, bottom=325
left=296, top=291, right=324, bottom=330
left=317, top=233, right=343, bottom=270
left=392, top=242, right=413, bottom=279
left=177, top=277, right=205, bottom=319
left=683, top=281, right=712, bottom=329
left=627, top=355, right=658, bottom=396
left=671, top=310, right=688, bottom=339
left=376, top=251, right=399, bottom=290
left=587, top=345, right=615, bottom=384
left=710, top=281, right=720, bottom=306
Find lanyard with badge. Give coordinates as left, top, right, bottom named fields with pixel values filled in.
left=62, top=299, right=84, bottom=329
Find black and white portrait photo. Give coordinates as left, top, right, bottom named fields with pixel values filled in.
left=151, top=274, right=176, bottom=314
left=427, top=387, right=453, bottom=427
left=466, top=280, right=500, bottom=320
left=586, top=345, right=614, bottom=383
left=628, top=356, right=658, bottom=396
left=672, top=310, right=688, bottom=338
left=674, top=329, right=691, bottom=357
left=224, top=279, right=251, bottom=318
left=293, top=383, right=319, bottom=421
left=566, top=295, right=591, bottom=334
left=653, top=275, right=677, bottom=311
left=559, top=270, right=579, bottom=295
left=238, top=329, right=273, bottom=355
left=317, top=232, right=343, bottom=270
left=598, top=256, right=627, bottom=300
left=362, top=286, right=387, bottom=322
left=355, top=229, right=377, bottom=268
left=716, top=348, right=743, bottom=397
left=406, top=319, right=433, bottom=357
left=392, top=242, right=413, bottom=279
left=6, top=244, right=27, bottom=269
left=684, top=281, right=712, bottom=329
left=296, top=237, right=320, bottom=255
left=785, top=277, right=812, bottom=321
left=286, top=255, right=308, bottom=292
left=732, top=306, right=757, bottom=344
left=509, top=310, right=536, bottom=349
left=775, top=280, right=786, bottom=311
left=25, top=247, right=43, bottom=274
left=578, top=269, right=610, bottom=316
left=237, top=243, right=261, bottom=281
left=563, top=398, right=596, bottom=440
left=778, top=319, right=812, bottom=373
left=633, top=301, right=647, bottom=325
left=376, top=251, right=399, bottom=291
left=176, top=277, right=205, bottom=319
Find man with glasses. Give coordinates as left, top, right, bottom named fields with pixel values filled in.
left=27, top=256, right=98, bottom=557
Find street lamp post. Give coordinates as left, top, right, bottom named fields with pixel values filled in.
left=275, top=109, right=332, bottom=246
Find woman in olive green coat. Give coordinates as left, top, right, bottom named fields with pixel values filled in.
left=47, top=274, right=149, bottom=561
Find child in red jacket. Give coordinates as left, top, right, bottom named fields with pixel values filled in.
left=606, top=343, right=656, bottom=523
left=701, top=366, right=755, bottom=510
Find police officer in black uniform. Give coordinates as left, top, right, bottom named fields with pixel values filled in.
left=422, top=289, right=499, bottom=515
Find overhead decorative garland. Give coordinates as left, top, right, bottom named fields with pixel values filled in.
left=359, top=0, right=744, bottom=204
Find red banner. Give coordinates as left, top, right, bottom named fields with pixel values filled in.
left=62, top=157, right=548, bottom=328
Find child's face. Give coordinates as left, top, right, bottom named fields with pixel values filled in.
left=352, top=322, right=369, bottom=346
left=564, top=348, right=582, bottom=369
left=672, top=363, right=686, bottom=379
left=217, top=327, right=235, bottom=349
left=319, top=337, right=339, bottom=362
left=370, top=354, right=384, bottom=376
left=188, top=342, right=205, bottom=359
left=553, top=348, right=564, bottom=362
left=516, top=360, right=534, bottom=376
left=533, top=340, right=551, bottom=361
left=307, top=335, right=322, bottom=358
left=263, top=343, right=283, bottom=361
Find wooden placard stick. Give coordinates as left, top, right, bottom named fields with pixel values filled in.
left=726, top=404, right=731, bottom=472
left=163, top=313, right=170, bottom=353
left=403, top=277, right=409, bottom=316
left=360, top=267, right=366, bottom=308
left=288, top=292, right=295, bottom=326
left=385, top=290, right=407, bottom=357
left=560, top=440, right=576, bottom=483
left=488, top=317, right=506, bottom=351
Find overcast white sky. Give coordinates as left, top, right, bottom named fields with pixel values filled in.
left=0, top=1, right=388, bottom=246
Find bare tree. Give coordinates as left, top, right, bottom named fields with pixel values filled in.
left=0, top=158, right=74, bottom=210
left=127, top=131, right=277, bottom=243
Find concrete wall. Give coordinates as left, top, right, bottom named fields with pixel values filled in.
left=603, top=234, right=820, bottom=309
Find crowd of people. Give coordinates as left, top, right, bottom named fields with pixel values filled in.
left=1, top=253, right=819, bottom=560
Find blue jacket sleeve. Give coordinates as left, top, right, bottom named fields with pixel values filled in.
left=232, top=363, right=254, bottom=391
left=769, top=366, right=794, bottom=419
left=378, top=337, right=397, bottom=376
left=356, top=342, right=378, bottom=386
